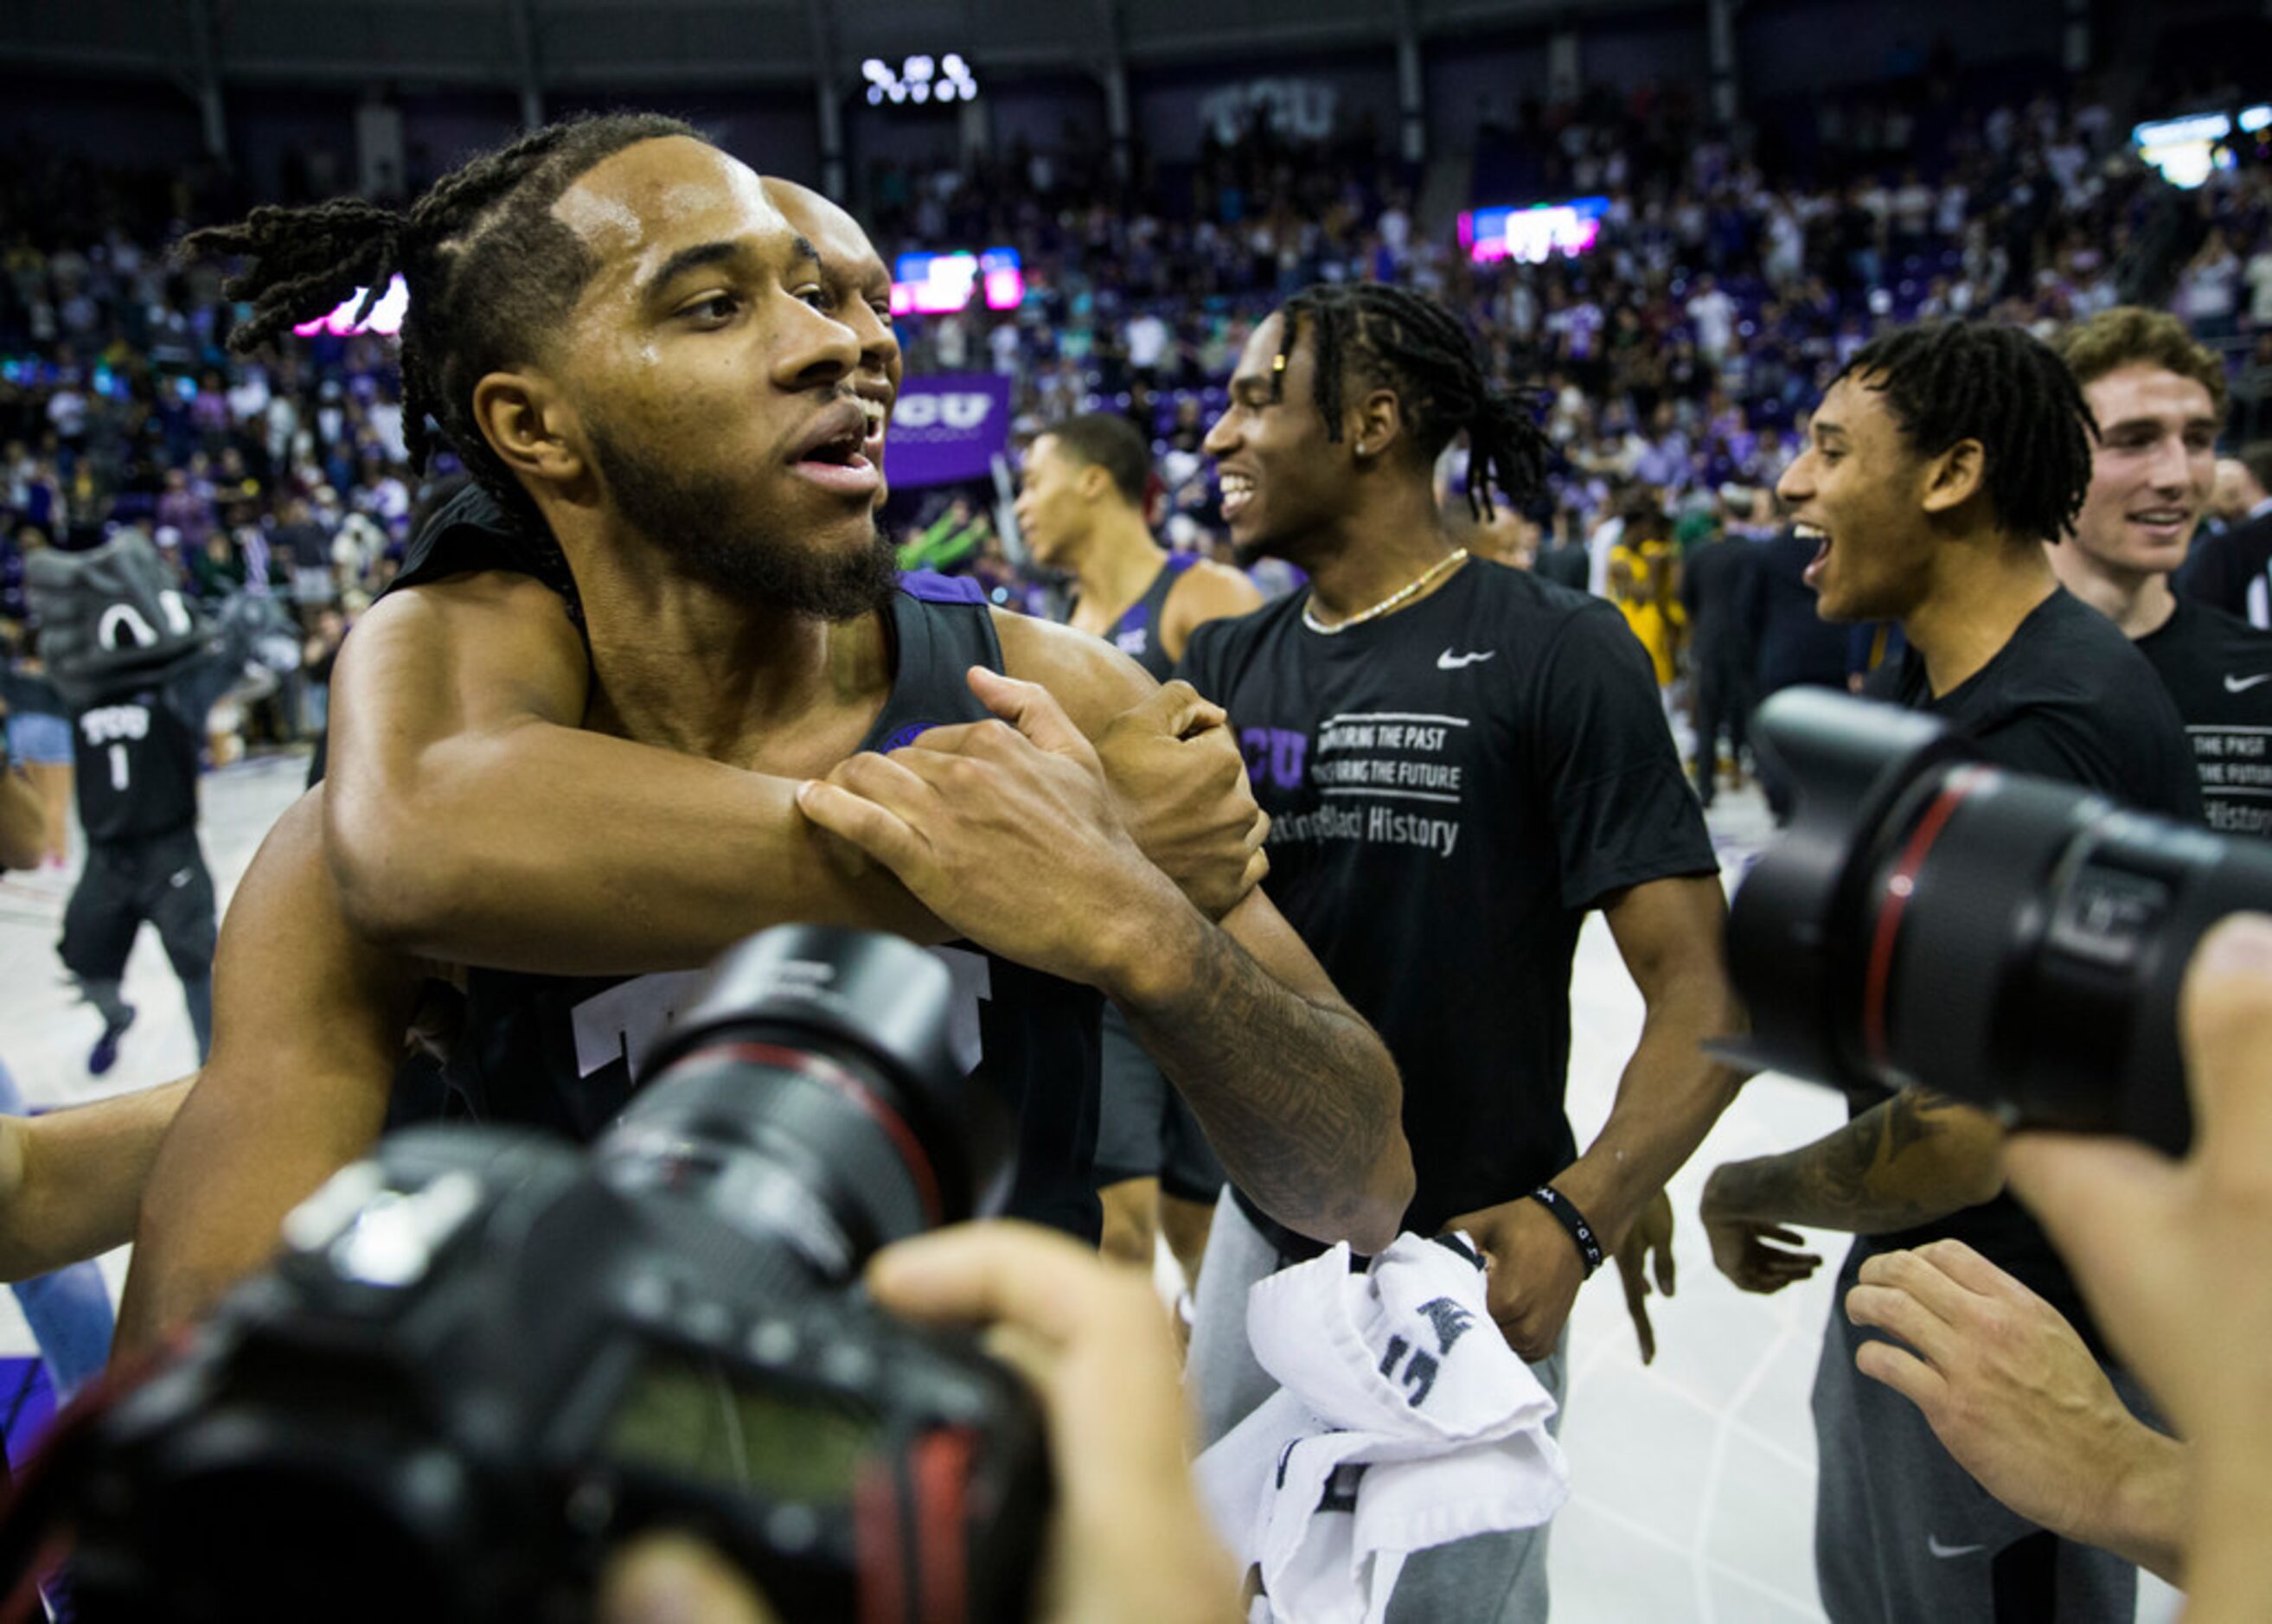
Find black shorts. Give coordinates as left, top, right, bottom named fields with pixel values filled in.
left=1092, top=1003, right=1226, bottom=1205
left=59, top=828, right=217, bottom=985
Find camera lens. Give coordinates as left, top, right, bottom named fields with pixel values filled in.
left=605, top=926, right=1014, bottom=1280
left=1730, top=689, right=2272, bottom=1152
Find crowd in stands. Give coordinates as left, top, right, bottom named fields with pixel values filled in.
left=3, top=68, right=2270, bottom=758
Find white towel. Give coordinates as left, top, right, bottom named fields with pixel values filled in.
left=1195, top=1232, right=1570, bottom=1624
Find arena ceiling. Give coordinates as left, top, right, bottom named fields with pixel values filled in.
left=6, top=0, right=1674, bottom=91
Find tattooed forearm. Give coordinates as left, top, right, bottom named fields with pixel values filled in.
left=1115, top=921, right=1410, bottom=1251
left=1704, top=1088, right=2006, bottom=1234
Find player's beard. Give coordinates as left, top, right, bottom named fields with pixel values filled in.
left=587, top=416, right=898, bottom=622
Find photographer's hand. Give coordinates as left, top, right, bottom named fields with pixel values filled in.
left=1842, top=1238, right=2185, bottom=1583
left=598, top=1534, right=778, bottom=1624
left=2007, top=913, right=2272, bottom=1621
left=867, top=1222, right=1243, bottom=1624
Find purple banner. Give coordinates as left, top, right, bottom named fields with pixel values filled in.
left=887, top=372, right=1012, bottom=489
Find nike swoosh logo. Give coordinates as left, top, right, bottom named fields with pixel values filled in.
left=2226, top=673, right=2272, bottom=693
left=1927, top=1538, right=1986, bottom=1559
left=1437, top=649, right=1496, bottom=670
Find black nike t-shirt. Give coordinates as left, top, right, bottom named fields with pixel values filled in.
left=1858, top=586, right=2198, bottom=1344
left=2134, top=594, right=2272, bottom=839
left=1178, top=558, right=1718, bottom=1253
left=441, top=574, right=1107, bottom=1241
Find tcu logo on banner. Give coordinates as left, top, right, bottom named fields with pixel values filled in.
left=890, top=373, right=1013, bottom=489
left=893, top=393, right=994, bottom=432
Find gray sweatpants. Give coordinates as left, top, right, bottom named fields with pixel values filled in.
left=1187, top=1189, right=1566, bottom=1623
left=1814, top=1243, right=2147, bottom=1624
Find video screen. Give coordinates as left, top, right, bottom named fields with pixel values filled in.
left=890, top=248, right=1025, bottom=316
left=291, top=274, right=410, bottom=337
left=1457, top=197, right=1610, bottom=266
left=2133, top=112, right=2237, bottom=190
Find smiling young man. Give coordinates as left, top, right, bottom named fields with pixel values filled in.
left=1014, top=411, right=1262, bottom=1290
left=2051, top=307, right=2272, bottom=839
left=121, top=120, right=1414, bottom=1348
left=1181, top=282, right=1739, bottom=1621
left=1703, top=319, right=2197, bottom=1624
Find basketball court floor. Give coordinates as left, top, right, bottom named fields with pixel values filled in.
left=0, top=751, right=2184, bottom=1621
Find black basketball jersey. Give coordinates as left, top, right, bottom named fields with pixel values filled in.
left=71, top=683, right=202, bottom=844
left=1072, top=553, right=1198, bottom=682
left=442, top=573, right=1107, bottom=1241
left=393, top=480, right=581, bottom=608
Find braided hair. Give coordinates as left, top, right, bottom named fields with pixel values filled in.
left=180, top=112, right=699, bottom=540
left=1832, top=320, right=2099, bottom=543
left=1270, top=283, right=1549, bottom=522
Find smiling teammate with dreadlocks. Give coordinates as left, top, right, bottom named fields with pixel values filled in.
left=1180, top=283, right=1743, bottom=1621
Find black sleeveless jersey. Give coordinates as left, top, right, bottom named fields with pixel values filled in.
left=394, top=480, right=581, bottom=608
left=441, top=572, right=1107, bottom=1241
left=71, top=682, right=202, bottom=844
left=1072, top=553, right=1198, bottom=683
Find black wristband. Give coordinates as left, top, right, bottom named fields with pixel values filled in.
left=1528, top=1184, right=1603, bottom=1277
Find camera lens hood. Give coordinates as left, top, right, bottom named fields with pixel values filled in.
left=1727, top=690, right=1975, bottom=1089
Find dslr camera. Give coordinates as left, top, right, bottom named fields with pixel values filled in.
left=1729, top=689, right=2272, bottom=1154
left=5, top=927, right=1052, bottom=1623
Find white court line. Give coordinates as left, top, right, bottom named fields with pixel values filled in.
left=1566, top=1488, right=1826, bottom=1620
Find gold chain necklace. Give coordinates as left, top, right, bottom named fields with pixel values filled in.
left=1301, top=549, right=1470, bottom=636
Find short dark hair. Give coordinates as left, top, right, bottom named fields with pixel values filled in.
left=1271, top=283, right=1548, bottom=521
left=1833, top=321, right=2098, bottom=542
left=1041, top=412, right=1150, bottom=508
left=182, top=112, right=700, bottom=545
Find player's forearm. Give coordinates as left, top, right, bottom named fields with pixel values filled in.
left=1701, top=1089, right=2006, bottom=1235
left=113, top=1066, right=389, bottom=1357
left=328, top=719, right=948, bottom=974
left=1554, top=969, right=1745, bottom=1249
left=1107, top=905, right=1412, bottom=1255
left=2070, top=1421, right=2188, bottom=1587
left=0, top=1078, right=191, bottom=1283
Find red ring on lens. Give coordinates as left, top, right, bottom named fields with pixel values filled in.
left=706, top=1041, right=945, bottom=1227
left=1862, top=770, right=1983, bottom=1069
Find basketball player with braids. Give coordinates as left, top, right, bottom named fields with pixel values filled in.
left=1182, top=283, right=1741, bottom=1620
left=123, top=119, right=1411, bottom=1346
left=1014, top=411, right=1262, bottom=1293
